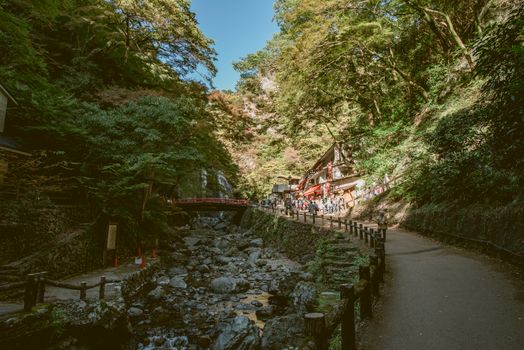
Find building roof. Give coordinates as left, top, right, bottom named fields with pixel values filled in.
left=0, top=134, right=31, bottom=156
left=272, top=184, right=290, bottom=193
left=0, top=83, right=18, bottom=105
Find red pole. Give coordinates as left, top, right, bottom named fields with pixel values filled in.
left=140, top=255, right=146, bottom=269
left=113, top=255, right=118, bottom=268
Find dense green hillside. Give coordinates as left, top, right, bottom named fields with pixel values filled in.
left=229, top=0, right=523, bottom=208
left=0, top=0, right=238, bottom=240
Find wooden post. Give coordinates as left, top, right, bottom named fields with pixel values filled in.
left=359, top=266, right=372, bottom=318
left=321, top=215, right=324, bottom=225
left=364, top=227, right=369, bottom=244
left=304, top=212, right=307, bottom=223
left=312, top=214, right=316, bottom=224
left=354, top=222, right=358, bottom=237
left=304, top=313, right=326, bottom=350
left=370, top=229, right=375, bottom=248
left=80, top=281, right=87, bottom=300
left=344, top=219, right=348, bottom=232
left=340, top=284, right=356, bottom=350
left=338, top=218, right=342, bottom=229
left=370, top=255, right=380, bottom=297
left=376, top=242, right=386, bottom=276
left=99, top=276, right=106, bottom=300
left=383, top=228, right=387, bottom=241
left=329, top=216, right=333, bottom=229
left=24, top=275, right=36, bottom=312
left=359, top=224, right=363, bottom=240
left=297, top=211, right=300, bottom=221
left=36, top=272, right=47, bottom=303
left=349, top=220, right=353, bottom=234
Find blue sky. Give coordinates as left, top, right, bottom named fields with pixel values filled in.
left=191, top=0, right=278, bottom=91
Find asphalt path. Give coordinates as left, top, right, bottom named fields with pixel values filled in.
left=360, top=227, right=524, bottom=350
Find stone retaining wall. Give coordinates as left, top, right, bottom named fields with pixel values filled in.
left=240, top=208, right=336, bottom=264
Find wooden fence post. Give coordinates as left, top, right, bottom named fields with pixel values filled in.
left=24, top=275, right=36, bottom=312
left=321, top=215, right=325, bottom=225
left=36, top=272, right=47, bottom=303
left=376, top=242, right=386, bottom=276
left=359, top=266, right=372, bottom=318
left=370, top=255, right=380, bottom=297
left=304, top=212, right=307, bottom=222
left=338, top=218, right=342, bottom=229
left=364, top=227, right=369, bottom=244
left=370, top=229, right=375, bottom=248
left=344, top=219, right=348, bottom=232
left=354, top=222, right=358, bottom=237
left=297, top=211, right=300, bottom=221
left=312, top=214, right=316, bottom=224
left=304, top=313, right=327, bottom=350
left=349, top=220, right=353, bottom=234
left=80, top=281, right=87, bottom=300
left=382, top=228, right=387, bottom=241
left=99, top=276, right=106, bottom=300
left=359, top=224, right=364, bottom=240
left=329, top=216, right=333, bottom=229
left=340, top=284, right=356, bottom=350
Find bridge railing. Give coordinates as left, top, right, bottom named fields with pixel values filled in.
left=173, top=198, right=249, bottom=206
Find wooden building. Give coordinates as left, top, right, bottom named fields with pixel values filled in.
left=0, top=82, right=30, bottom=186
left=298, top=142, right=362, bottom=206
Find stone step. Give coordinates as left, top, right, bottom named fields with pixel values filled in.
left=325, top=266, right=352, bottom=275
left=322, top=260, right=354, bottom=268
left=323, top=252, right=355, bottom=259
left=325, top=245, right=358, bottom=253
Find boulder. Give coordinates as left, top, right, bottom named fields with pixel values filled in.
left=260, top=314, right=304, bottom=350
left=250, top=238, right=263, bottom=247
left=214, top=222, right=228, bottom=231
left=290, top=282, right=317, bottom=313
left=127, top=307, right=143, bottom=318
left=147, top=286, right=164, bottom=301
left=210, top=276, right=250, bottom=294
left=169, top=277, right=187, bottom=289
left=210, top=276, right=237, bottom=294
left=212, top=316, right=260, bottom=350
left=167, top=267, right=188, bottom=277
left=184, top=236, right=201, bottom=247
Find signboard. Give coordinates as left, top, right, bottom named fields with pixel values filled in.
left=107, top=223, right=117, bottom=250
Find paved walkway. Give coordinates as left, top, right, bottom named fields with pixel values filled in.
left=262, top=208, right=524, bottom=349
left=360, top=226, right=524, bottom=350
left=0, top=262, right=142, bottom=316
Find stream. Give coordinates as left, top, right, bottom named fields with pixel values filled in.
left=129, top=215, right=317, bottom=350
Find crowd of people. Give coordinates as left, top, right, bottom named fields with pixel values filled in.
left=260, top=196, right=348, bottom=216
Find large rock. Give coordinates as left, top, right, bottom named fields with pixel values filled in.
left=212, top=316, right=260, bottom=350
left=290, top=282, right=317, bottom=313
left=250, top=238, right=263, bottom=247
left=169, top=276, right=187, bottom=289
left=260, top=314, right=304, bottom=350
left=210, top=276, right=250, bottom=294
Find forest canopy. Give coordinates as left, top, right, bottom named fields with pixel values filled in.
left=229, top=0, right=523, bottom=205
left=0, top=0, right=238, bottom=236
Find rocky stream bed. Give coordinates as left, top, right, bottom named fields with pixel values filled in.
left=1, top=213, right=362, bottom=350
left=130, top=215, right=319, bottom=350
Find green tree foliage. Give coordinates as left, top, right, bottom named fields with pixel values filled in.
left=0, top=1, right=238, bottom=241
left=233, top=0, right=523, bottom=205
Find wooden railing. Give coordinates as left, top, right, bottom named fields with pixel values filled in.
left=0, top=272, right=120, bottom=312
left=261, top=207, right=387, bottom=349
left=174, top=198, right=249, bottom=206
